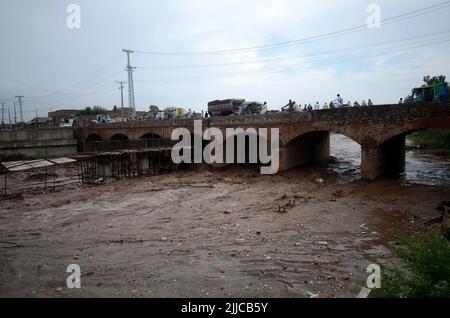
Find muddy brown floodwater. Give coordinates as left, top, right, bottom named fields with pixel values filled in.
left=0, top=164, right=448, bottom=298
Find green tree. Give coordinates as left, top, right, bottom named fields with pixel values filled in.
left=79, top=106, right=92, bottom=115
left=79, top=105, right=107, bottom=115
left=423, top=75, right=448, bottom=86
left=149, top=105, right=159, bottom=114
left=164, top=107, right=176, bottom=113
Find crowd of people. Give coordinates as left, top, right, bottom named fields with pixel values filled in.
left=281, top=94, right=376, bottom=112
left=155, top=108, right=206, bottom=120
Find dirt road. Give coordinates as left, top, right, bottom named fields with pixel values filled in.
left=0, top=167, right=447, bottom=297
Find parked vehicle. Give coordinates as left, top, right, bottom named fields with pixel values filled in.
left=59, top=118, right=74, bottom=127
left=412, top=82, right=445, bottom=102
left=208, top=99, right=266, bottom=116
left=208, top=99, right=245, bottom=117
left=94, top=114, right=111, bottom=124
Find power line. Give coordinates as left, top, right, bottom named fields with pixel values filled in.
left=0, top=54, right=124, bottom=103
left=133, top=1, right=450, bottom=56
left=135, top=28, right=450, bottom=70
left=134, top=36, right=450, bottom=83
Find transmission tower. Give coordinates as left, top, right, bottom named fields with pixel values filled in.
left=1, top=102, right=4, bottom=125
left=15, top=96, right=24, bottom=123
left=122, top=49, right=136, bottom=118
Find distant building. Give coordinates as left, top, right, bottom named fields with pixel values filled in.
left=48, top=109, right=80, bottom=125
left=48, top=107, right=150, bottom=125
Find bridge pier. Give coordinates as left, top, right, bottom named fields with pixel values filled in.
left=280, top=131, right=330, bottom=171
left=361, top=135, right=405, bottom=181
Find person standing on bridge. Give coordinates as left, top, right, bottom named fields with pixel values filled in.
left=314, top=102, right=320, bottom=110
left=361, top=100, right=368, bottom=106
left=323, top=102, right=329, bottom=109
left=334, top=94, right=344, bottom=108
left=368, top=99, right=374, bottom=106
left=282, top=100, right=293, bottom=112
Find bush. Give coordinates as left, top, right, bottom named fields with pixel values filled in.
left=408, top=129, right=450, bottom=149
left=377, top=229, right=450, bottom=298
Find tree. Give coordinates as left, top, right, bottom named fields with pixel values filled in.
left=423, top=75, right=448, bottom=86
left=149, top=105, right=159, bottom=114
left=404, top=94, right=414, bottom=104
left=79, top=106, right=92, bottom=115
left=164, top=107, right=176, bottom=113
left=79, top=105, right=107, bottom=115
left=91, top=105, right=107, bottom=115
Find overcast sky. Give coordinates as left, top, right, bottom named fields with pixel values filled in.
left=1, top=0, right=450, bottom=120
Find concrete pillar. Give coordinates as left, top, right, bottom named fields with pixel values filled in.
left=279, top=131, right=330, bottom=171
left=97, top=162, right=111, bottom=179
left=138, top=157, right=149, bottom=175
left=361, top=135, right=405, bottom=181
left=361, top=146, right=382, bottom=181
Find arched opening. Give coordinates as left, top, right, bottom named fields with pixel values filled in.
left=281, top=131, right=331, bottom=171
left=140, top=133, right=163, bottom=148
left=222, top=132, right=268, bottom=167
left=110, top=133, right=129, bottom=141
left=140, top=133, right=162, bottom=139
left=404, top=129, right=450, bottom=186
left=281, top=131, right=362, bottom=181
left=329, top=133, right=361, bottom=180
left=85, top=134, right=103, bottom=152
left=86, top=134, right=103, bottom=142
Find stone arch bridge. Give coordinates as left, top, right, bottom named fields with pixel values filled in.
left=75, top=103, right=450, bottom=181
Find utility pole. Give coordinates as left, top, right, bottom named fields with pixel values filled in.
left=35, top=108, right=38, bottom=133
left=1, top=102, right=4, bottom=125
left=122, top=49, right=136, bottom=118
left=15, top=96, right=24, bottom=123
left=116, top=80, right=127, bottom=122
left=13, top=100, right=17, bottom=124
left=8, top=108, right=11, bottom=125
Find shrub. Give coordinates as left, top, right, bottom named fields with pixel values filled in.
left=377, top=229, right=450, bottom=298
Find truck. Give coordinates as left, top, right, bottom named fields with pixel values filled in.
left=412, top=82, right=446, bottom=103
left=207, top=99, right=266, bottom=117
left=208, top=99, right=245, bottom=117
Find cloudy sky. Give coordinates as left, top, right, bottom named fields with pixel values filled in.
left=1, top=0, right=450, bottom=120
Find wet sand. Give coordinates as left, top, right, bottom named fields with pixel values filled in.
left=0, top=167, right=448, bottom=298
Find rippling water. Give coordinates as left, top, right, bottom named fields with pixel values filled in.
left=328, top=134, right=450, bottom=187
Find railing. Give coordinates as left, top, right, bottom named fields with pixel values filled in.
left=86, top=138, right=176, bottom=153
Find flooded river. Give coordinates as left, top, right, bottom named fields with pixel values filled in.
left=329, top=134, right=450, bottom=187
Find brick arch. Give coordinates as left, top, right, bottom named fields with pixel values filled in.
left=377, top=115, right=450, bottom=146
left=110, top=133, right=129, bottom=141
left=140, top=132, right=162, bottom=139
left=220, top=129, right=268, bottom=164
left=86, top=133, right=103, bottom=142
left=281, top=128, right=362, bottom=147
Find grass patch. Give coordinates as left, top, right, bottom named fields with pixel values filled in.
left=375, top=229, right=450, bottom=298
left=408, top=129, right=450, bottom=149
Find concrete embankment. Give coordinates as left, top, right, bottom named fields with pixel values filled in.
left=0, top=128, right=77, bottom=158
